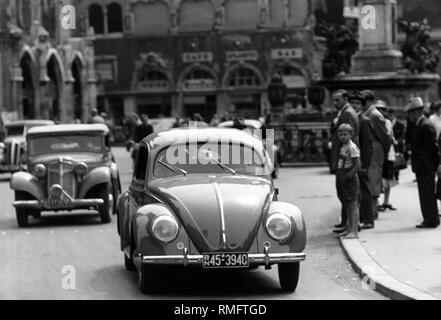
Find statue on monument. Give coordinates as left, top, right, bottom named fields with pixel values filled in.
left=316, top=23, right=359, bottom=78
left=398, top=18, right=441, bottom=74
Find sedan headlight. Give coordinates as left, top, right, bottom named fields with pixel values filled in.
left=265, top=213, right=293, bottom=242
left=34, top=163, right=47, bottom=178
left=151, top=215, right=179, bottom=244
left=74, top=162, right=88, bottom=176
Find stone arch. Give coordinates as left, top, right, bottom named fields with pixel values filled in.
left=222, top=63, right=264, bottom=89
left=223, top=0, right=260, bottom=31
left=19, top=49, right=38, bottom=119
left=71, top=55, right=84, bottom=121
left=178, top=63, right=219, bottom=90
left=269, top=62, right=310, bottom=87
left=132, top=0, right=171, bottom=35
left=46, top=52, right=65, bottom=122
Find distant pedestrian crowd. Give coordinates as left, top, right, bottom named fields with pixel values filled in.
left=331, top=89, right=441, bottom=239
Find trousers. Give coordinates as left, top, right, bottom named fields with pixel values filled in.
left=358, top=172, right=374, bottom=224
left=415, top=170, right=440, bottom=226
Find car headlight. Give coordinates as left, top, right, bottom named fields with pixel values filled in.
left=34, top=163, right=47, bottom=178
left=49, top=184, right=63, bottom=197
left=74, top=162, right=88, bottom=176
left=151, top=215, right=179, bottom=244
left=265, top=213, right=293, bottom=242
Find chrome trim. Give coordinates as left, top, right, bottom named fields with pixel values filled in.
left=12, top=198, right=104, bottom=209
left=212, top=182, right=227, bottom=247
left=141, top=252, right=306, bottom=266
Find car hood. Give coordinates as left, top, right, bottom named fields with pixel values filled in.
left=29, top=153, right=104, bottom=165
left=149, top=174, right=273, bottom=252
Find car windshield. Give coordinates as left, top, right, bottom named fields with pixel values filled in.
left=28, top=134, right=104, bottom=156
left=6, top=125, right=24, bottom=136
left=154, top=142, right=268, bottom=178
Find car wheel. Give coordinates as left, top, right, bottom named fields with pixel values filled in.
left=124, top=253, right=136, bottom=271
left=138, top=264, right=155, bottom=294
left=278, top=262, right=300, bottom=293
left=98, top=183, right=112, bottom=224
left=15, top=191, right=32, bottom=227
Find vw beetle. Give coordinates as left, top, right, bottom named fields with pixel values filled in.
left=10, top=124, right=121, bottom=227
left=117, top=128, right=306, bottom=293
left=0, top=120, right=54, bottom=174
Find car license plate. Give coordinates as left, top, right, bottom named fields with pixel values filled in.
left=202, top=252, right=249, bottom=268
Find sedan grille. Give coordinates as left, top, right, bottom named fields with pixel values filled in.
left=48, top=159, right=76, bottom=198
left=3, top=141, right=21, bottom=165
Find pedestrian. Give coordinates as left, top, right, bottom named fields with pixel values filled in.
left=334, top=123, right=361, bottom=239
left=330, top=89, right=359, bottom=229
left=359, top=90, right=392, bottom=226
left=429, top=101, right=441, bottom=140
left=390, top=109, right=406, bottom=182
left=89, top=108, right=105, bottom=124
left=347, top=92, right=374, bottom=231
left=407, top=97, right=441, bottom=228
left=132, top=114, right=154, bottom=168
left=375, top=101, right=397, bottom=211
left=101, top=112, right=115, bottom=145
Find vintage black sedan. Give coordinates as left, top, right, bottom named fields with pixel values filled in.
left=117, top=128, right=306, bottom=293
left=10, top=124, right=121, bottom=227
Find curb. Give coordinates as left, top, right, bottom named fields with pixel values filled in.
left=339, top=238, right=440, bottom=300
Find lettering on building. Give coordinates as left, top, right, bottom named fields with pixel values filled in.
left=182, top=52, right=213, bottom=63
left=183, top=79, right=216, bottom=91
left=226, top=50, right=258, bottom=62
left=271, top=48, right=303, bottom=60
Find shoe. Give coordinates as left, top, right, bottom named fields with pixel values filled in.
left=416, top=223, right=439, bottom=229
left=377, top=205, right=385, bottom=212
left=383, top=204, right=397, bottom=211
left=333, top=228, right=346, bottom=234
left=360, top=223, right=374, bottom=230
left=334, top=223, right=345, bottom=228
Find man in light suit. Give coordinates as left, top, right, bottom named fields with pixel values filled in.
left=331, top=89, right=359, bottom=229
left=359, top=90, right=392, bottom=228
left=408, top=97, right=440, bottom=228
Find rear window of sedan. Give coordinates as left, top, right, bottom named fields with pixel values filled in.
left=153, top=142, right=269, bottom=178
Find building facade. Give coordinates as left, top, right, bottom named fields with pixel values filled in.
left=74, top=0, right=326, bottom=128
left=0, top=0, right=97, bottom=128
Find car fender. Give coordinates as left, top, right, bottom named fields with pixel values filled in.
left=79, top=167, right=111, bottom=198
left=258, top=201, right=307, bottom=253
left=109, top=162, right=119, bottom=181
left=133, top=204, right=189, bottom=257
left=10, top=171, right=45, bottom=199
left=117, top=191, right=131, bottom=248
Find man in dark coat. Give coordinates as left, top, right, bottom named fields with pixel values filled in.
left=348, top=92, right=375, bottom=230
left=407, top=97, right=440, bottom=228
left=134, top=114, right=154, bottom=143
left=331, top=89, right=360, bottom=173
left=331, top=89, right=359, bottom=229
left=360, top=90, right=392, bottom=225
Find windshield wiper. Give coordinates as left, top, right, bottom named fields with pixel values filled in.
left=210, top=158, right=236, bottom=175
left=158, top=160, right=187, bottom=176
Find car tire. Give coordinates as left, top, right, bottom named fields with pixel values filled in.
left=98, top=183, right=112, bottom=224
left=124, top=253, right=136, bottom=271
left=138, top=264, right=155, bottom=294
left=15, top=191, right=33, bottom=227
left=278, top=262, right=300, bottom=293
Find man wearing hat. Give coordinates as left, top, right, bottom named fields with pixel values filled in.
left=407, top=97, right=440, bottom=228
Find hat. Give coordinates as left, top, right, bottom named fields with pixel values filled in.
left=406, top=97, right=424, bottom=112
left=374, top=100, right=387, bottom=110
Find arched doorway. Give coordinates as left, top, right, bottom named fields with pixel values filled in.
left=47, top=55, right=63, bottom=122
left=20, top=52, right=36, bottom=119
left=180, top=66, right=217, bottom=122
left=71, top=57, right=83, bottom=121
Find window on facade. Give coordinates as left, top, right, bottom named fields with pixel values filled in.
left=398, top=0, right=441, bottom=29
left=287, top=0, right=309, bottom=27
left=224, top=0, right=259, bottom=31
left=41, top=0, right=56, bottom=35
left=107, top=2, right=123, bottom=33
left=179, top=0, right=215, bottom=32
left=186, top=69, right=213, bottom=80
left=139, top=70, right=168, bottom=82
left=17, top=0, right=31, bottom=31
left=133, top=2, right=170, bottom=35
left=89, top=4, right=105, bottom=34
left=228, top=68, right=261, bottom=87
left=269, top=0, right=285, bottom=27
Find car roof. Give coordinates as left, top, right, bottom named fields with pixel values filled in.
left=218, top=119, right=262, bottom=129
left=5, top=120, right=55, bottom=127
left=27, top=124, right=109, bottom=135
left=145, top=128, right=266, bottom=151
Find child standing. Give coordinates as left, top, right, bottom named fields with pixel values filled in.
left=335, top=124, right=361, bottom=239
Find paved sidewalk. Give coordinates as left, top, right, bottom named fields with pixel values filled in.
left=340, top=168, right=441, bottom=300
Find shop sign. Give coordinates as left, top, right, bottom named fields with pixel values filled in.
left=182, top=52, right=213, bottom=63
left=271, top=48, right=303, bottom=60
left=283, top=75, right=307, bottom=88
left=137, top=80, right=170, bottom=91
left=226, top=50, right=258, bottom=62
left=183, top=79, right=216, bottom=91
left=95, top=56, right=117, bottom=82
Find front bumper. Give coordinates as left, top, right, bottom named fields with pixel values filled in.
left=140, top=252, right=306, bottom=267
left=12, top=198, right=104, bottom=210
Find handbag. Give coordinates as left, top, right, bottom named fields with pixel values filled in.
left=393, top=152, right=407, bottom=171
